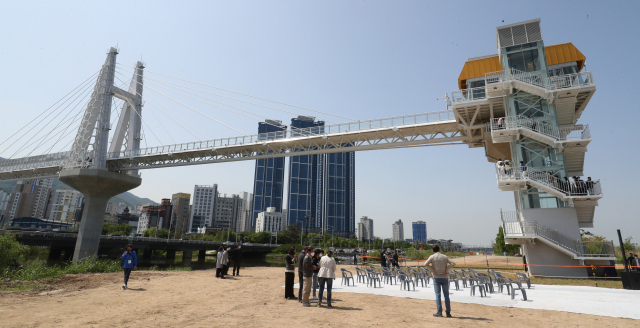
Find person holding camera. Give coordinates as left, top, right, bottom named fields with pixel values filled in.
left=121, top=244, right=137, bottom=290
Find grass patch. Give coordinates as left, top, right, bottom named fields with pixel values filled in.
left=2, top=258, right=122, bottom=281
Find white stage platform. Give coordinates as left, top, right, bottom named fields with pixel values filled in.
left=294, top=281, right=640, bottom=319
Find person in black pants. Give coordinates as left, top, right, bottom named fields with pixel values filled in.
left=380, top=250, right=387, bottom=268
left=232, top=245, right=242, bottom=276
left=223, top=247, right=231, bottom=276
left=297, top=247, right=308, bottom=302
left=284, top=247, right=297, bottom=300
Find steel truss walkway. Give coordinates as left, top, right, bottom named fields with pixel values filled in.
left=501, top=210, right=614, bottom=260
left=0, top=110, right=461, bottom=181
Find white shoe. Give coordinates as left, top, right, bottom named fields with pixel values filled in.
left=313, top=296, right=318, bottom=300
left=122, top=284, right=126, bottom=290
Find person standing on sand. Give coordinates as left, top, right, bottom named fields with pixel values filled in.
left=317, top=250, right=336, bottom=308
left=285, top=247, right=297, bottom=300
left=301, top=247, right=314, bottom=307
left=297, top=247, right=307, bottom=302
left=223, top=247, right=231, bottom=276
left=121, top=244, right=137, bottom=290
left=232, top=244, right=242, bottom=276
left=216, top=246, right=227, bottom=279
left=425, top=245, right=455, bottom=318
left=312, top=249, right=322, bottom=300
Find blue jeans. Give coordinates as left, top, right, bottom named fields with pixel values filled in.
left=124, top=268, right=132, bottom=285
left=433, top=278, right=451, bottom=314
left=318, top=277, right=333, bottom=304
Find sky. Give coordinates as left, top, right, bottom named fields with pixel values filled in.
left=1, top=1, right=638, bottom=245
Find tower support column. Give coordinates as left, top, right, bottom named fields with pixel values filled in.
left=59, top=168, right=141, bottom=261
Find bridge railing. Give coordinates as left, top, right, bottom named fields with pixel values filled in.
left=495, top=165, right=602, bottom=197
left=0, top=151, right=70, bottom=173
left=106, top=110, right=456, bottom=160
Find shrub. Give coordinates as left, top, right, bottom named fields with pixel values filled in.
left=0, top=232, right=30, bottom=269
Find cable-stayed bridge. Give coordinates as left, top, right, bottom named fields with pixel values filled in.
left=0, top=47, right=477, bottom=261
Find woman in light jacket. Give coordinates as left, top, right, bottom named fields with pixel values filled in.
left=317, top=250, right=337, bottom=308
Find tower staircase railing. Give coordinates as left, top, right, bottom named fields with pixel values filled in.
left=495, top=165, right=602, bottom=198
left=501, top=210, right=614, bottom=258
left=489, top=116, right=590, bottom=142
left=451, top=69, right=594, bottom=104
left=485, top=68, right=594, bottom=91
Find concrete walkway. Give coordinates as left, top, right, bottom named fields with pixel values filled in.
left=294, top=281, right=640, bottom=320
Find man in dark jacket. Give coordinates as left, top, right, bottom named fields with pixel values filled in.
left=380, top=250, right=387, bottom=268
left=232, top=245, right=242, bottom=276
left=392, top=250, right=399, bottom=267
left=301, top=248, right=314, bottom=307
left=297, top=247, right=308, bottom=302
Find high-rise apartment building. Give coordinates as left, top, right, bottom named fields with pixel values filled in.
left=412, top=221, right=427, bottom=244
left=235, top=192, right=253, bottom=232
left=213, top=193, right=241, bottom=231
left=392, top=219, right=404, bottom=242
left=189, top=184, right=217, bottom=232
left=356, top=216, right=374, bottom=241
left=46, top=190, right=83, bottom=222
left=251, top=119, right=287, bottom=230
left=287, top=115, right=324, bottom=234
left=286, top=116, right=355, bottom=238
left=171, top=192, right=191, bottom=236
left=6, top=178, right=53, bottom=221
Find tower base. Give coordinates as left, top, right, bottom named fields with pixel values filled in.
left=59, top=169, right=141, bottom=261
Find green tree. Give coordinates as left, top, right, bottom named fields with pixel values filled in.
left=102, top=223, right=134, bottom=236
left=0, top=232, right=30, bottom=269
left=495, top=226, right=520, bottom=255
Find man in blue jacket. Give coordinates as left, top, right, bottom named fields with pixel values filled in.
left=121, top=244, right=137, bottom=289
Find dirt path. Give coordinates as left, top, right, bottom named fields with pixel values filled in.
left=1, top=267, right=636, bottom=327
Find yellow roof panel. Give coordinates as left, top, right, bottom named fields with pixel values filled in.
left=458, top=43, right=586, bottom=90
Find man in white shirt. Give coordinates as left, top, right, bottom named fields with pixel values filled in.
left=317, top=250, right=337, bottom=308
left=425, top=245, right=455, bottom=317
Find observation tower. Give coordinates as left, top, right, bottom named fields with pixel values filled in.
left=452, top=19, right=613, bottom=277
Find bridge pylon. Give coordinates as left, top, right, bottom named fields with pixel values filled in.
left=59, top=47, right=143, bottom=261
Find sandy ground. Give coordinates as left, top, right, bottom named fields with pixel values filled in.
left=1, top=266, right=638, bottom=328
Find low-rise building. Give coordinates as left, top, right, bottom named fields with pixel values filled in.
left=255, top=207, right=286, bottom=233
left=136, top=199, right=173, bottom=234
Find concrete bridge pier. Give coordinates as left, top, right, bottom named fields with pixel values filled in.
left=182, top=250, right=193, bottom=265
left=198, top=250, right=206, bottom=264
left=59, top=169, right=141, bottom=261
left=166, top=250, right=176, bottom=264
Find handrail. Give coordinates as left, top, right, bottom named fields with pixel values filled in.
left=500, top=213, right=614, bottom=258
left=486, top=68, right=594, bottom=91
left=490, top=116, right=591, bottom=142
left=451, top=69, right=594, bottom=104
left=495, top=165, right=602, bottom=197
left=105, top=110, right=456, bottom=160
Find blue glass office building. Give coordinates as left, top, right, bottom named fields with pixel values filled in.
left=251, top=119, right=287, bottom=229
left=286, top=116, right=355, bottom=238
left=412, top=221, right=427, bottom=244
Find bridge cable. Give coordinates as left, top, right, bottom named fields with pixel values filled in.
left=113, top=71, right=248, bottom=136
left=125, top=86, right=207, bottom=141
left=116, top=70, right=285, bottom=128
left=0, top=69, right=100, bottom=150
left=25, top=80, right=99, bottom=157
left=4, top=73, right=99, bottom=158
left=113, top=75, right=177, bottom=144
left=0, top=71, right=100, bottom=153
left=116, top=66, right=338, bottom=124
left=114, top=75, right=166, bottom=147
left=116, top=63, right=361, bottom=123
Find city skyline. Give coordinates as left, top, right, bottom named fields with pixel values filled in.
left=1, top=2, right=638, bottom=244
